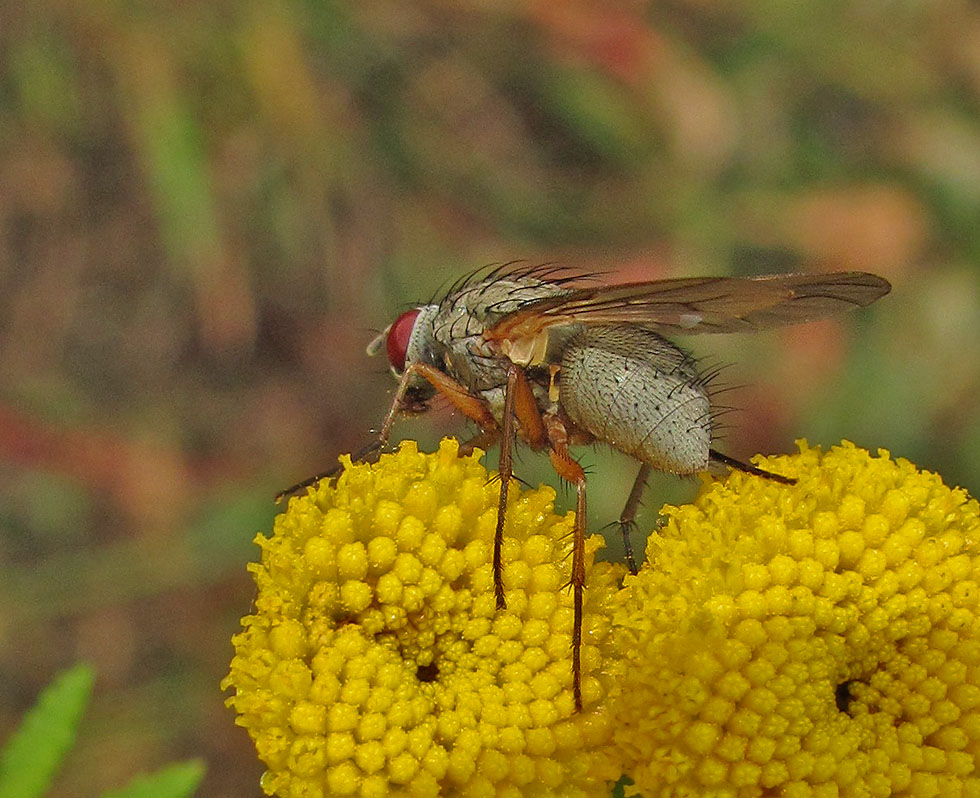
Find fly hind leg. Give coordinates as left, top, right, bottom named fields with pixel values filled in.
left=709, top=448, right=795, bottom=485
left=618, top=462, right=651, bottom=575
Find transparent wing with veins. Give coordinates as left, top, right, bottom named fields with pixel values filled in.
left=484, top=271, right=891, bottom=346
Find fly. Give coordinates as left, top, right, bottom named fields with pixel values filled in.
left=278, top=264, right=891, bottom=710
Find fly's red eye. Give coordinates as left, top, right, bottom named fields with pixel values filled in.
left=386, top=309, right=420, bottom=373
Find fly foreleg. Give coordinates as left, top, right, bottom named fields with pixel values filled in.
left=543, top=410, right=587, bottom=712
left=276, top=362, right=499, bottom=502
left=274, top=437, right=387, bottom=502
left=386, top=362, right=501, bottom=441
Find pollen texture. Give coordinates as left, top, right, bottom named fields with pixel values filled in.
left=611, top=440, right=980, bottom=797
left=223, top=438, right=624, bottom=798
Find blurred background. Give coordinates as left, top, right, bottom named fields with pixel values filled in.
left=2, top=1, right=979, bottom=795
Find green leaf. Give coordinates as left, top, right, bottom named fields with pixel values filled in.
left=0, top=663, right=95, bottom=798
left=102, top=759, right=206, bottom=798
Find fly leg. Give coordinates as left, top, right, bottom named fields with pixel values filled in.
left=457, top=428, right=500, bottom=458
left=709, top=449, right=795, bottom=485
left=618, top=462, right=651, bottom=575
left=274, top=438, right=387, bottom=501
left=542, top=410, right=587, bottom=712
left=276, top=362, right=499, bottom=502
left=387, top=362, right=500, bottom=444
left=494, top=364, right=548, bottom=609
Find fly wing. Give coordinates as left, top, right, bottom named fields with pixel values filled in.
left=485, top=271, right=891, bottom=343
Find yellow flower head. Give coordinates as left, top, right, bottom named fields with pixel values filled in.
left=610, top=440, right=980, bottom=797
left=223, top=438, right=624, bottom=798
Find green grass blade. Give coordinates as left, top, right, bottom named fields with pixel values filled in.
left=102, top=759, right=206, bottom=798
left=0, top=663, right=95, bottom=798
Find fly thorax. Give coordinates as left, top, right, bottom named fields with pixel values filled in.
left=433, top=277, right=570, bottom=392
left=445, top=335, right=509, bottom=393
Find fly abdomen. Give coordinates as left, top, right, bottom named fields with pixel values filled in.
left=558, top=325, right=711, bottom=474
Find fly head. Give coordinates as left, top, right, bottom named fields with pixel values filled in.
left=367, top=303, right=443, bottom=406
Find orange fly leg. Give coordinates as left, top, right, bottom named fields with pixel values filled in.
left=491, top=364, right=526, bottom=610
left=544, top=412, right=588, bottom=711
left=408, top=362, right=515, bottom=612
left=509, top=366, right=547, bottom=450
left=489, top=365, right=550, bottom=611
left=275, top=362, right=500, bottom=503
left=396, top=362, right=501, bottom=437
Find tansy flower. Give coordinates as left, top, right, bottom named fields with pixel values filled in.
left=223, top=438, right=624, bottom=798
left=609, top=440, right=980, bottom=797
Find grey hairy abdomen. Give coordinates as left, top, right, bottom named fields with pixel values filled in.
left=558, top=325, right=711, bottom=474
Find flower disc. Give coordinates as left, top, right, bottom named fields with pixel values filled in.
left=224, top=438, right=624, bottom=798
left=611, top=441, right=980, bottom=797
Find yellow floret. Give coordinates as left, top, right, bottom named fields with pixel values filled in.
left=224, top=438, right=624, bottom=797
left=609, top=440, right=980, bottom=797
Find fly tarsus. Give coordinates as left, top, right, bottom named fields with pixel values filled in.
left=273, top=439, right=385, bottom=503
left=709, top=448, right=796, bottom=485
